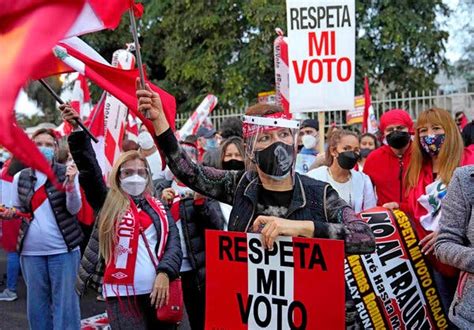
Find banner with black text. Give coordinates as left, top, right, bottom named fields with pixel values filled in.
left=205, top=231, right=345, bottom=329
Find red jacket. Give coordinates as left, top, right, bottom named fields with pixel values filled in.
left=363, top=144, right=412, bottom=213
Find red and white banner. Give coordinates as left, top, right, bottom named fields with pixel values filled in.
left=346, top=208, right=448, bottom=329
left=102, top=49, right=136, bottom=179
left=177, top=95, right=218, bottom=140
left=274, top=28, right=290, bottom=114
left=84, top=93, right=107, bottom=176
left=286, top=1, right=355, bottom=112
left=206, top=231, right=345, bottom=329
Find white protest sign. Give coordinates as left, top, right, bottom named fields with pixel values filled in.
left=286, top=0, right=355, bottom=112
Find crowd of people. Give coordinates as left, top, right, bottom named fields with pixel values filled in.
left=0, top=81, right=473, bottom=329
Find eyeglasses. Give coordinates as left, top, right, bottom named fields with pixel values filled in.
left=119, top=167, right=149, bottom=179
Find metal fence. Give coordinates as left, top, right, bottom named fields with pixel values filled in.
left=175, top=91, right=474, bottom=131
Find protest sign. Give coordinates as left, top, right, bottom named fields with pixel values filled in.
left=346, top=207, right=448, bottom=329
left=205, top=231, right=345, bottom=329
left=286, top=0, right=355, bottom=112
left=346, top=95, right=364, bottom=125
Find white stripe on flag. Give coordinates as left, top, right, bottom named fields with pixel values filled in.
left=115, top=237, right=131, bottom=269
left=65, top=2, right=104, bottom=39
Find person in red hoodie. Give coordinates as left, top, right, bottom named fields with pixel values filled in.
left=363, top=109, right=414, bottom=212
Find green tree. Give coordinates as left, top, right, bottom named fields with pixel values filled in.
left=28, top=0, right=450, bottom=112
left=24, top=76, right=63, bottom=125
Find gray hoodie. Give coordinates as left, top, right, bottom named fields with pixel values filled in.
left=435, top=165, right=474, bottom=329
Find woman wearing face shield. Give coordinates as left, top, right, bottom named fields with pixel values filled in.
left=306, top=130, right=377, bottom=213
left=136, top=80, right=375, bottom=255
left=61, top=105, right=183, bottom=329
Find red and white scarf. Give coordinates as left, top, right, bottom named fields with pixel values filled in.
left=103, top=194, right=169, bottom=289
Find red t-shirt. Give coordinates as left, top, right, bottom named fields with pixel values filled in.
left=363, top=144, right=412, bottom=212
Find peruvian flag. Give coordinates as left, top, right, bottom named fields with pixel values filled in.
left=56, top=74, right=92, bottom=137
left=0, top=1, right=85, bottom=185
left=126, top=112, right=140, bottom=143
left=0, top=0, right=139, bottom=185
left=205, top=231, right=345, bottom=329
left=274, top=28, right=289, bottom=115
left=32, top=37, right=176, bottom=133
left=177, top=95, right=218, bottom=140
left=84, top=93, right=107, bottom=176
left=362, top=76, right=378, bottom=134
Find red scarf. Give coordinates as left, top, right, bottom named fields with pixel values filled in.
left=103, top=194, right=169, bottom=289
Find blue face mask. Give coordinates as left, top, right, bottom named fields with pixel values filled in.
left=39, top=146, right=55, bottom=162
left=205, top=138, right=218, bottom=151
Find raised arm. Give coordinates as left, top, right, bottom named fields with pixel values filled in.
left=62, top=104, right=108, bottom=213
left=136, top=80, right=241, bottom=204
left=322, top=186, right=376, bottom=255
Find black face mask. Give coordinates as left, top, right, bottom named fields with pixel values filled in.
left=254, top=142, right=294, bottom=178
left=386, top=131, right=411, bottom=149
left=359, top=148, right=373, bottom=159
left=337, top=151, right=359, bottom=170
left=222, top=159, right=245, bottom=171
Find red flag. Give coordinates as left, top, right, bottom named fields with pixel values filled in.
left=362, top=76, right=371, bottom=134
left=0, top=1, right=85, bottom=184
left=33, top=37, right=176, bottom=132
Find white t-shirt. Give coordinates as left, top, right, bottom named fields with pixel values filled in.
left=103, top=223, right=159, bottom=297
left=326, top=174, right=353, bottom=206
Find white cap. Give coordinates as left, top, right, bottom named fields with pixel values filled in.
left=138, top=131, right=154, bottom=150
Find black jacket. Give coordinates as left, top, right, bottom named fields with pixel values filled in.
left=173, top=196, right=225, bottom=288
left=68, top=130, right=182, bottom=295
left=156, top=128, right=375, bottom=255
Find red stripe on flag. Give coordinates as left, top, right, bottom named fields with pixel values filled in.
left=31, top=185, right=48, bottom=212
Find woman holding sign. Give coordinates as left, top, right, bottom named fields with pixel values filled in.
left=135, top=79, right=375, bottom=254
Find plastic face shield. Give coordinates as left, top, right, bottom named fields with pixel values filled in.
left=242, top=115, right=300, bottom=187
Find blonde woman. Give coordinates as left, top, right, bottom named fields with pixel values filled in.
left=61, top=105, right=182, bottom=330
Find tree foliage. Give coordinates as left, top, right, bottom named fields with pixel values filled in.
left=27, top=0, right=450, bottom=114
left=24, top=76, right=63, bottom=124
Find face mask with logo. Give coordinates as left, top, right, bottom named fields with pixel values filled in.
left=420, top=134, right=445, bottom=156
left=120, top=174, right=148, bottom=196
left=39, top=146, right=55, bottom=162
left=359, top=148, right=373, bottom=159
left=386, top=131, right=411, bottom=149
left=336, top=151, right=359, bottom=170
left=302, top=134, right=319, bottom=150
left=254, top=142, right=294, bottom=179
left=222, top=159, right=245, bottom=171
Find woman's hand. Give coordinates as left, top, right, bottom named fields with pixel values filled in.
left=419, top=230, right=439, bottom=255
left=150, top=272, right=169, bottom=308
left=251, top=216, right=314, bottom=249
left=136, top=78, right=170, bottom=134
left=382, top=202, right=399, bottom=210
left=161, top=188, right=175, bottom=204
left=0, top=207, right=15, bottom=220
left=59, top=103, right=79, bottom=129
left=66, top=163, right=78, bottom=181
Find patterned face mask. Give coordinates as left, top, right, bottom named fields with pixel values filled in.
left=419, top=134, right=445, bottom=156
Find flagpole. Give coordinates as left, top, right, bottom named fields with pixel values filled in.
left=38, top=79, right=99, bottom=143
left=128, top=9, right=146, bottom=88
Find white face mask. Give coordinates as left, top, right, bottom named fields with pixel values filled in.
left=120, top=174, right=148, bottom=196
left=302, top=134, right=318, bottom=149
left=138, top=131, right=155, bottom=150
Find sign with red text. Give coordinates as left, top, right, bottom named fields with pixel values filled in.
left=205, top=231, right=345, bottom=329
left=346, top=208, right=448, bottom=329
left=286, top=1, right=355, bottom=112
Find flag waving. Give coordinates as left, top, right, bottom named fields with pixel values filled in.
left=0, top=0, right=140, bottom=184
left=0, top=1, right=85, bottom=184
left=362, top=76, right=378, bottom=134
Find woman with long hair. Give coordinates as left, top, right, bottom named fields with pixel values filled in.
left=62, top=105, right=182, bottom=330
left=306, top=130, right=377, bottom=213
left=405, top=107, right=469, bottom=316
